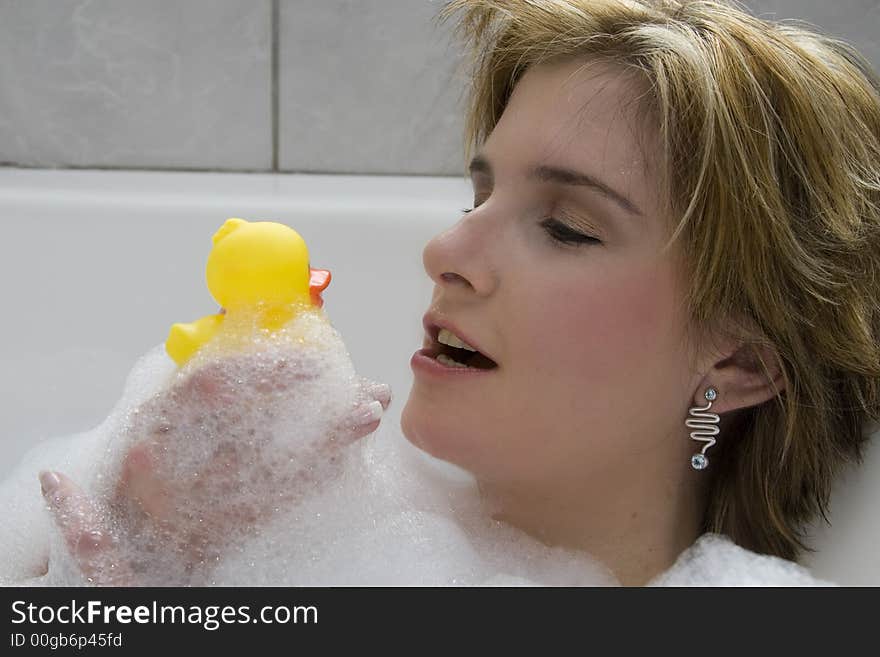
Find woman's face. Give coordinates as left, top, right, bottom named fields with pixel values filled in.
left=401, top=58, right=698, bottom=492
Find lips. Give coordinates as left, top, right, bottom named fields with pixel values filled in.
left=421, top=314, right=499, bottom=369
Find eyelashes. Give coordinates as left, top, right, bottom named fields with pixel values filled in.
left=539, top=218, right=601, bottom=246
left=461, top=207, right=601, bottom=247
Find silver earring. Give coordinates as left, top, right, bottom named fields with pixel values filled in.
left=686, top=387, right=719, bottom=470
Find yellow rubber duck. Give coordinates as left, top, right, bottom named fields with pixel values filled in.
left=165, top=218, right=331, bottom=366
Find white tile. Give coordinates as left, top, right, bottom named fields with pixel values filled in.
left=279, top=0, right=467, bottom=176
left=0, top=0, right=272, bottom=170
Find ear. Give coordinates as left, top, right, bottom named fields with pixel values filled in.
left=694, top=339, right=786, bottom=416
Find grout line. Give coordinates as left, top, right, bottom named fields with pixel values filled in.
left=271, top=0, right=280, bottom=172
left=0, top=162, right=467, bottom=178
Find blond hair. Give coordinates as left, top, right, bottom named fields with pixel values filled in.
left=438, top=0, right=880, bottom=559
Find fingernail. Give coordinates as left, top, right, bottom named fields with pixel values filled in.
left=355, top=400, right=383, bottom=424
left=39, top=471, right=61, bottom=497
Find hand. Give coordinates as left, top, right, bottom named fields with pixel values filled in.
left=39, top=352, right=391, bottom=585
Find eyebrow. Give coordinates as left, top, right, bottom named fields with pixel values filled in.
left=468, top=154, right=643, bottom=217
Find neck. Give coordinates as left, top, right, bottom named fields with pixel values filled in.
left=478, top=448, right=706, bottom=586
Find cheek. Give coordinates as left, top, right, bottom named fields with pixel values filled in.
left=513, top=260, right=683, bottom=413
left=400, top=256, right=689, bottom=483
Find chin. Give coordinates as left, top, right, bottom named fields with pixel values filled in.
left=400, top=395, right=443, bottom=457
left=399, top=399, right=426, bottom=451
left=400, top=393, right=485, bottom=473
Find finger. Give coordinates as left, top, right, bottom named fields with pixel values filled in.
left=180, top=355, right=318, bottom=401
left=39, top=471, right=132, bottom=586
left=346, top=418, right=382, bottom=443
left=350, top=400, right=384, bottom=429
left=365, top=382, right=392, bottom=410
left=332, top=400, right=384, bottom=447
left=117, top=443, right=171, bottom=521
left=176, top=363, right=237, bottom=406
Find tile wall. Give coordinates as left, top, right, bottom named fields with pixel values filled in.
left=0, top=1, right=876, bottom=176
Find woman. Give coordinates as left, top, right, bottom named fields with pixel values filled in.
left=12, top=0, right=880, bottom=585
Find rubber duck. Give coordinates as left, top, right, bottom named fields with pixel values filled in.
left=165, top=218, right=331, bottom=366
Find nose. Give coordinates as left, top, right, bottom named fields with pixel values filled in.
left=422, top=210, right=498, bottom=297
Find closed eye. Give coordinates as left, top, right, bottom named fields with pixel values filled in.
left=462, top=203, right=601, bottom=248
left=540, top=218, right=601, bottom=246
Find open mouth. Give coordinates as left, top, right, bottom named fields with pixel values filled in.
left=426, top=327, right=498, bottom=370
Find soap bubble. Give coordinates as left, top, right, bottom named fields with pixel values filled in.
left=648, top=533, right=835, bottom=586
left=3, top=310, right=619, bottom=587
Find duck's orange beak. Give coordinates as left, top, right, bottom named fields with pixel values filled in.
left=309, top=268, right=331, bottom=308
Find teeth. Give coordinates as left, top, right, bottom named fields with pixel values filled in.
left=438, top=328, right=477, bottom=352
left=436, top=353, right=474, bottom=368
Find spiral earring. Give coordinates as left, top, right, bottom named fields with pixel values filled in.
left=685, top=387, right=720, bottom=470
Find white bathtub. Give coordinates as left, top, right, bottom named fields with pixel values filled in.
left=1, top=167, right=878, bottom=585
